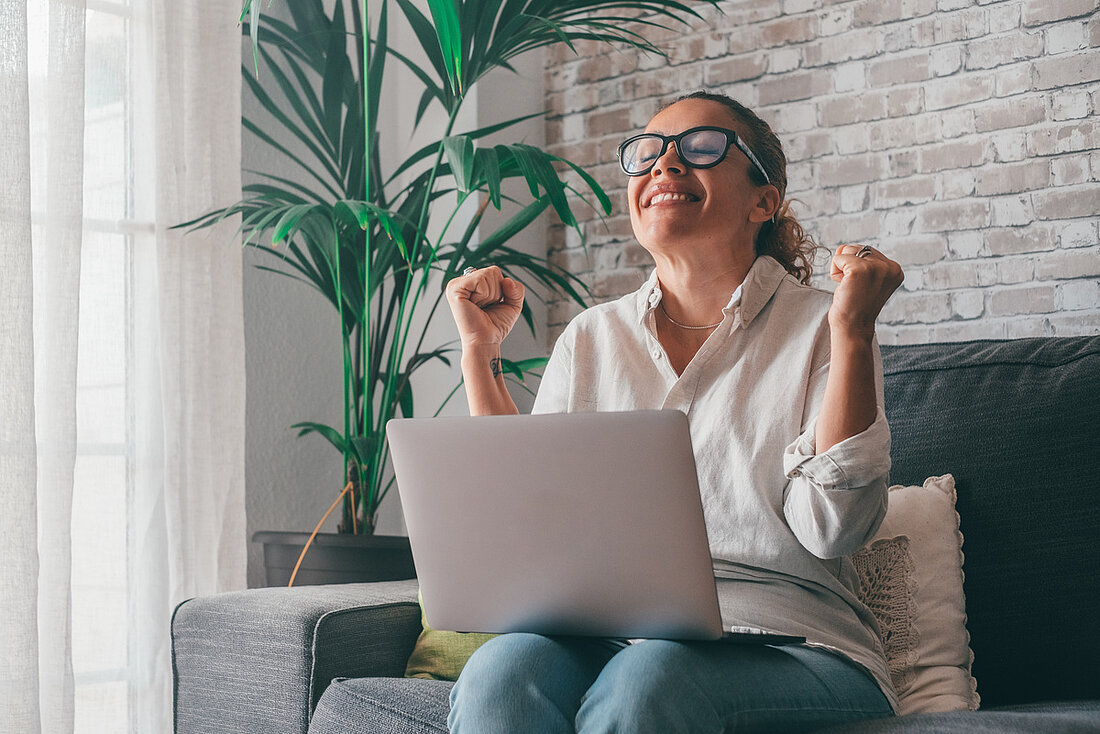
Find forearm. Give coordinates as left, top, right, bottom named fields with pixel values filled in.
left=815, top=331, right=877, bottom=453
left=461, top=344, right=519, bottom=416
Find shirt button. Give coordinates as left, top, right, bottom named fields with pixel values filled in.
left=653, top=350, right=662, bottom=359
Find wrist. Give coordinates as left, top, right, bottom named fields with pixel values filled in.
left=829, top=326, right=875, bottom=351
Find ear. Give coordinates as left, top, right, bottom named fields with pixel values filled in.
left=748, top=185, right=781, bottom=224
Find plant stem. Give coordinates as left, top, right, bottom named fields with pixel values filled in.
left=370, top=105, right=462, bottom=497
left=361, top=0, right=372, bottom=529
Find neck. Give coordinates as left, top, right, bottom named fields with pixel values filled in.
left=653, top=255, right=754, bottom=327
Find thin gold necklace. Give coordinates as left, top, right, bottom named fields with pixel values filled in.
left=659, top=301, right=722, bottom=330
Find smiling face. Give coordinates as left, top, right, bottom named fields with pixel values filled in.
left=627, top=99, right=776, bottom=266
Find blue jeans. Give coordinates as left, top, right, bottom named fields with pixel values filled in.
left=448, top=633, right=893, bottom=733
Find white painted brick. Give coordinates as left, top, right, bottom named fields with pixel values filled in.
left=925, top=74, right=995, bottom=111
left=938, top=0, right=972, bottom=11
left=925, top=260, right=983, bottom=289
left=997, top=256, right=1036, bottom=284
left=1022, top=0, right=1097, bottom=27
left=1033, top=184, right=1100, bottom=219
left=1025, top=120, right=1100, bottom=156
left=887, top=88, right=923, bottom=117
left=947, top=230, right=985, bottom=258
left=973, top=95, right=1046, bottom=133
left=934, top=8, right=989, bottom=44
left=1060, top=279, right=1100, bottom=310
left=785, top=132, right=833, bottom=163
left=704, top=32, right=730, bottom=59
left=985, top=222, right=1060, bottom=254
left=770, top=48, right=803, bottom=74
left=1033, top=51, right=1100, bottom=91
left=840, top=184, right=869, bottom=213
left=774, top=102, right=819, bottom=132
left=784, top=0, right=821, bottom=15
left=835, top=125, right=871, bottom=154
left=884, top=209, right=918, bottom=237
left=1052, top=89, right=1091, bottom=121
left=942, top=170, right=977, bottom=199
left=562, top=113, right=585, bottom=140
left=833, top=61, right=867, bottom=92
left=879, top=291, right=953, bottom=324
left=990, top=131, right=1028, bottom=162
left=1004, top=317, right=1054, bottom=338
left=1061, top=220, right=1099, bottom=248
left=988, top=284, right=1058, bottom=316
left=930, top=319, right=1009, bottom=341
left=1036, top=248, right=1100, bottom=279
left=1051, top=156, right=1091, bottom=186
left=987, top=3, right=1021, bottom=33
left=931, top=45, right=964, bottom=76
left=787, top=161, right=814, bottom=192
left=940, top=109, right=976, bottom=138
left=870, top=115, right=939, bottom=151
left=951, top=289, right=985, bottom=319
left=966, top=32, right=1045, bottom=70
left=878, top=324, right=933, bottom=346
left=974, top=159, right=1049, bottom=196
left=819, top=7, right=852, bottom=36
left=918, top=199, right=990, bottom=231
left=995, top=64, right=1032, bottom=97
left=1048, top=311, right=1100, bottom=335
left=1046, top=22, right=1088, bottom=53
left=884, top=24, right=920, bottom=54
left=802, top=30, right=881, bottom=67
left=990, top=194, right=1036, bottom=226
left=875, top=177, right=939, bottom=208
left=885, top=235, right=947, bottom=265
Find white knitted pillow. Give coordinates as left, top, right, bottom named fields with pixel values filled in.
left=851, top=474, right=980, bottom=716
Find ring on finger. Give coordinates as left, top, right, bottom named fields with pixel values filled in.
left=856, top=245, right=874, bottom=259
left=462, top=266, right=477, bottom=275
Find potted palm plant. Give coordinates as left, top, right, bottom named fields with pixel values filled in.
left=183, top=0, right=715, bottom=586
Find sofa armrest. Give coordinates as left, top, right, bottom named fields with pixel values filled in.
left=172, top=578, right=421, bottom=734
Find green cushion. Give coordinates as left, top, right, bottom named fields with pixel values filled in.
left=403, top=591, right=496, bottom=681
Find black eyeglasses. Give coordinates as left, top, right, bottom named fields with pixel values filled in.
left=617, top=126, right=771, bottom=184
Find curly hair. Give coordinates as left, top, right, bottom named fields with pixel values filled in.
left=665, top=91, right=820, bottom=284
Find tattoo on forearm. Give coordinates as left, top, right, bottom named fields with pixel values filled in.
left=490, top=357, right=502, bottom=378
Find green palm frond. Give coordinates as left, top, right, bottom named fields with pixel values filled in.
left=194, top=0, right=719, bottom=528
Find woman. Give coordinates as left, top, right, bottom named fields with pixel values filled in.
left=443, top=91, right=905, bottom=733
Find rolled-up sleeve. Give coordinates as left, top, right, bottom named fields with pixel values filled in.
left=780, top=341, right=892, bottom=560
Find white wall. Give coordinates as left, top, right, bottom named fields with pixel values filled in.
left=243, top=5, right=549, bottom=586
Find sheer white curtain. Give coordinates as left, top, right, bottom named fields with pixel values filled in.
left=0, top=0, right=245, bottom=732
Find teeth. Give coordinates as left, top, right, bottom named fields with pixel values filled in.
left=648, top=192, right=696, bottom=206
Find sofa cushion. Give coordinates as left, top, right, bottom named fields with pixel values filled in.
left=812, top=700, right=1100, bottom=733
left=308, top=677, right=453, bottom=734
left=880, top=336, right=1100, bottom=708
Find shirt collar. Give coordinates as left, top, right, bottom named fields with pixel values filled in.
left=636, top=255, right=790, bottom=327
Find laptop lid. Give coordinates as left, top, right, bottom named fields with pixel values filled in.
left=386, top=409, right=725, bottom=640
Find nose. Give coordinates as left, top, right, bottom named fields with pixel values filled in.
left=652, top=141, right=685, bottom=176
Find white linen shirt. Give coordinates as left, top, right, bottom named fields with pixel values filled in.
left=532, top=255, right=897, bottom=710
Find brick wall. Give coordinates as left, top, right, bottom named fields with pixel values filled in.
left=542, top=0, right=1100, bottom=345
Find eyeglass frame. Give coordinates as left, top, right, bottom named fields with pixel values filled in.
left=616, top=126, right=771, bottom=185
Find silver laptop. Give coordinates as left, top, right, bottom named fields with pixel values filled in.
left=387, top=409, right=802, bottom=644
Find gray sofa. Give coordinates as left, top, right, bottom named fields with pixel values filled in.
left=173, top=336, right=1100, bottom=733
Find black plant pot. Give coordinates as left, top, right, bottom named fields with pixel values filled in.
left=253, top=530, right=417, bottom=587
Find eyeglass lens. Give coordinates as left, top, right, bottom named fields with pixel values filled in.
left=621, top=129, right=731, bottom=174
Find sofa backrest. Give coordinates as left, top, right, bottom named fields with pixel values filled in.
left=881, top=336, right=1100, bottom=708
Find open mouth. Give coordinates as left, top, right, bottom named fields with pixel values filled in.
left=644, top=191, right=701, bottom=208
